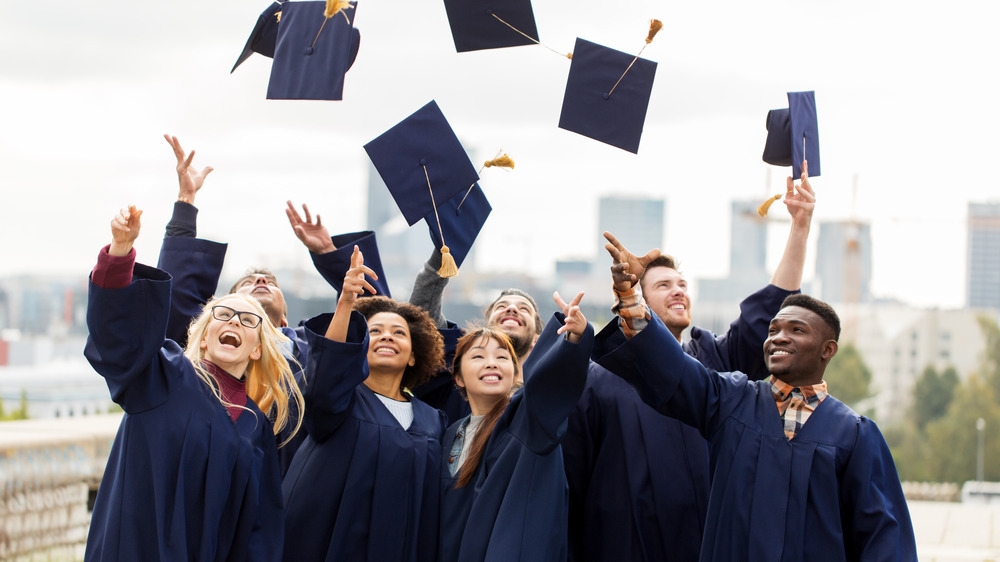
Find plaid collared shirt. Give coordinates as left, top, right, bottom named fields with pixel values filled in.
left=770, top=376, right=828, bottom=441
left=612, top=284, right=650, bottom=339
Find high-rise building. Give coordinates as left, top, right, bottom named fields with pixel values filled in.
left=815, top=221, right=872, bottom=304
left=967, top=202, right=1000, bottom=311
left=596, top=196, right=664, bottom=256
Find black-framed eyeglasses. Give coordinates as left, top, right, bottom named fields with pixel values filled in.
left=211, top=305, right=263, bottom=329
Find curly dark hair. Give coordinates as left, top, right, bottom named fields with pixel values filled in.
left=353, top=296, right=445, bottom=390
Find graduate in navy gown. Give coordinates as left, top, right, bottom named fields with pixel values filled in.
left=156, top=134, right=390, bottom=475
left=563, top=162, right=817, bottom=562
left=282, top=247, right=446, bottom=561
left=439, top=291, right=593, bottom=562
left=84, top=206, right=304, bottom=561
left=597, top=284, right=917, bottom=561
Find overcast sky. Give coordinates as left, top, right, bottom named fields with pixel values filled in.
left=2, top=0, right=998, bottom=309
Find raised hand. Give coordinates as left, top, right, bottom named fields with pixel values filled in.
left=286, top=201, right=336, bottom=254
left=554, top=291, right=587, bottom=343
left=341, top=246, right=378, bottom=304
left=603, top=231, right=661, bottom=289
left=164, top=134, right=213, bottom=204
left=110, top=205, right=143, bottom=257
left=784, top=159, right=816, bottom=230
left=327, top=246, right=378, bottom=342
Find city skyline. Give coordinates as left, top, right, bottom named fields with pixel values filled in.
left=2, top=0, right=999, bottom=311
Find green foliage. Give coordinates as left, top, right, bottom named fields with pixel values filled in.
left=911, top=365, right=959, bottom=431
left=0, top=389, right=29, bottom=421
left=923, top=375, right=1000, bottom=482
left=823, top=343, right=872, bottom=408
left=978, top=316, right=1000, bottom=399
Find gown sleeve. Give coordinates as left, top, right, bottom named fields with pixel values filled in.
left=155, top=236, right=227, bottom=347
left=595, top=311, right=744, bottom=439
left=84, top=260, right=182, bottom=413
left=686, top=284, right=794, bottom=381
left=299, top=311, right=370, bottom=442
left=512, top=312, right=595, bottom=454
left=840, top=418, right=918, bottom=561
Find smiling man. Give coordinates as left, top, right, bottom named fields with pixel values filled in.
left=597, top=293, right=916, bottom=561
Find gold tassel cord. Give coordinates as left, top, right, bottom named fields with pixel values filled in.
left=311, top=1, right=354, bottom=49
left=422, top=164, right=459, bottom=278
left=488, top=12, right=571, bottom=59
left=456, top=151, right=515, bottom=212
left=757, top=194, right=782, bottom=217
left=607, top=19, right=663, bottom=98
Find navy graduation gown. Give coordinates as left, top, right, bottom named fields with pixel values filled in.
left=281, top=312, right=446, bottom=562
left=155, top=236, right=353, bottom=476
left=412, top=320, right=472, bottom=424
left=84, top=263, right=283, bottom=562
left=439, top=313, right=594, bottom=562
left=597, top=313, right=917, bottom=562
left=565, top=284, right=792, bottom=562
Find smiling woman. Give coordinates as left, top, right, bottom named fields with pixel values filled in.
left=281, top=247, right=447, bottom=561
left=83, top=206, right=303, bottom=561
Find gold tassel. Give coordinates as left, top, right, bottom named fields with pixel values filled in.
left=567, top=52, right=573, bottom=60
left=483, top=154, right=515, bottom=170
left=275, top=11, right=282, bottom=22
left=646, top=19, right=663, bottom=43
left=757, top=194, right=782, bottom=217
left=324, top=0, right=351, bottom=18
left=438, top=246, right=459, bottom=278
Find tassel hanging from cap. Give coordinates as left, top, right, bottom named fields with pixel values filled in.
left=483, top=154, right=515, bottom=170
left=645, top=19, right=663, bottom=43
left=423, top=163, right=460, bottom=278
left=756, top=194, right=782, bottom=217
left=325, top=0, right=353, bottom=21
left=438, top=245, right=459, bottom=277
left=608, top=18, right=664, bottom=98
left=487, top=11, right=572, bottom=59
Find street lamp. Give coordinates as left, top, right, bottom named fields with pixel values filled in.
left=977, top=417, right=986, bottom=483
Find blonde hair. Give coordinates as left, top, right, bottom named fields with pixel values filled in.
left=183, top=293, right=304, bottom=447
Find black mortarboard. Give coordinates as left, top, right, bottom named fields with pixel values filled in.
left=231, top=2, right=283, bottom=73
left=442, top=0, right=540, bottom=53
left=424, top=183, right=492, bottom=269
left=558, top=38, right=657, bottom=154
left=266, top=1, right=360, bottom=101
left=363, top=100, right=479, bottom=226
left=319, top=230, right=391, bottom=297
left=762, top=91, right=821, bottom=178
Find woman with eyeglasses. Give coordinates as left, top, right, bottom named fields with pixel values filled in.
left=281, top=247, right=447, bottom=561
left=84, top=206, right=303, bottom=561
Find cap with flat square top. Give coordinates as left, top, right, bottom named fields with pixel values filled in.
left=442, top=0, right=540, bottom=53
left=423, top=182, right=492, bottom=269
left=266, top=0, right=361, bottom=100
left=558, top=37, right=657, bottom=154
left=231, top=1, right=283, bottom=73
left=363, top=100, right=480, bottom=226
left=762, top=91, right=821, bottom=178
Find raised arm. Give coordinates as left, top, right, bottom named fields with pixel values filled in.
left=286, top=201, right=336, bottom=254
left=770, top=159, right=815, bottom=290
left=86, top=207, right=177, bottom=412
left=511, top=293, right=594, bottom=454
left=157, top=135, right=226, bottom=345
left=325, top=246, right=376, bottom=342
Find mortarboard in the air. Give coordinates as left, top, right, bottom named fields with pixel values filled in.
left=558, top=29, right=660, bottom=154
left=231, top=2, right=283, bottom=73
left=364, top=100, right=479, bottom=226
left=424, top=182, right=493, bottom=270
left=442, top=0, right=540, bottom=53
left=312, top=230, right=392, bottom=297
left=762, top=91, right=821, bottom=178
left=266, top=1, right=361, bottom=100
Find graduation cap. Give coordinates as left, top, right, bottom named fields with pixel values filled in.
left=442, top=0, right=540, bottom=53
left=315, top=230, right=392, bottom=297
left=231, top=2, right=283, bottom=73
left=364, top=101, right=480, bottom=277
left=424, top=183, right=492, bottom=271
left=266, top=0, right=361, bottom=100
left=558, top=22, right=662, bottom=154
left=762, top=91, right=821, bottom=178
